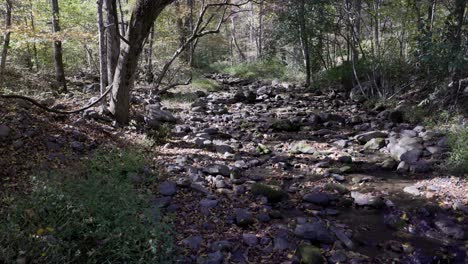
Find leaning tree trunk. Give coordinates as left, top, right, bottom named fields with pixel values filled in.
left=0, top=0, right=12, bottom=84
left=104, top=0, right=120, bottom=84
left=50, top=0, right=67, bottom=92
left=110, top=0, right=175, bottom=124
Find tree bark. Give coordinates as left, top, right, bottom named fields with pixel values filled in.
left=29, top=0, right=39, bottom=71
left=0, top=0, right=12, bottom=84
left=104, top=0, right=120, bottom=84
left=298, top=0, right=311, bottom=87
left=50, top=0, right=67, bottom=92
left=97, top=0, right=108, bottom=111
left=110, top=0, right=175, bottom=124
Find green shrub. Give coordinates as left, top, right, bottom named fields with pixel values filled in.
left=191, top=78, right=220, bottom=92
left=147, top=123, right=173, bottom=145
left=211, top=59, right=297, bottom=81
left=444, top=127, right=468, bottom=175
left=0, top=149, right=175, bottom=263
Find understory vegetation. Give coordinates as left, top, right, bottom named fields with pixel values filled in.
left=0, top=149, right=175, bottom=263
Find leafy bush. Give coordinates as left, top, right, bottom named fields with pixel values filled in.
left=191, top=78, right=220, bottom=92
left=147, top=123, right=173, bottom=145
left=211, top=59, right=299, bottom=81
left=0, top=149, right=175, bottom=263
left=444, top=127, right=468, bottom=175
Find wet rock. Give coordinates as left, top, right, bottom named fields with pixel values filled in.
left=290, top=141, right=316, bottom=154
left=330, top=226, right=354, bottom=249
left=235, top=208, right=254, bottom=227
left=350, top=192, right=384, bottom=208
left=242, top=233, right=258, bottom=246
left=302, top=192, right=333, bottom=206
left=182, top=235, right=203, bottom=250
left=294, top=222, right=335, bottom=244
left=297, top=245, right=324, bottom=264
left=159, top=181, right=177, bottom=196
left=355, top=131, right=388, bottom=143
left=0, top=124, right=11, bottom=139
left=251, top=183, right=287, bottom=203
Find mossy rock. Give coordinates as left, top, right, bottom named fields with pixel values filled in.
left=298, top=245, right=325, bottom=264
left=271, top=119, right=300, bottom=132
left=256, top=143, right=271, bottom=154
left=289, top=141, right=316, bottom=154
left=251, top=183, right=287, bottom=203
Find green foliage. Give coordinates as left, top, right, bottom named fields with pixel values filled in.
left=212, top=59, right=296, bottom=81
left=192, top=78, right=219, bottom=92
left=147, top=123, right=173, bottom=145
left=444, top=127, right=468, bottom=176
left=0, top=149, right=175, bottom=263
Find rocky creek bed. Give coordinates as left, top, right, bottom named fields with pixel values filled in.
left=142, top=74, right=467, bottom=263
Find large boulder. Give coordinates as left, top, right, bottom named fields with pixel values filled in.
left=145, top=104, right=176, bottom=128
left=294, top=222, right=335, bottom=244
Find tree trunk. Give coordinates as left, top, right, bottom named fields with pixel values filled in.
left=298, top=0, right=311, bottom=87
left=0, top=0, right=12, bottom=84
left=110, top=0, right=174, bottom=124
left=231, top=17, right=246, bottom=62
left=257, top=2, right=264, bottom=58
left=97, top=0, right=108, bottom=111
left=146, top=26, right=154, bottom=82
left=29, top=0, right=39, bottom=71
left=50, top=0, right=67, bottom=92
left=104, top=0, right=120, bottom=84
left=450, top=0, right=466, bottom=80
left=117, top=0, right=126, bottom=36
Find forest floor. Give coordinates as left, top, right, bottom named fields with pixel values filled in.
left=0, top=73, right=467, bottom=263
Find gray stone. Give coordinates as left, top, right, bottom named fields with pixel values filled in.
left=329, top=251, right=347, bottom=263
left=159, top=181, right=177, bottom=196
left=403, top=185, right=421, bottom=196
left=434, top=218, right=464, bottom=239
left=144, top=104, right=176, bottom=128
left=182, top=235, right=203, bottom=250
left=364, top=138, right=386, bottom=150
left=294, top=222, right=335, bottom=244
left=350, top=192, right=384, bottom=208
left=235, top=208, right=254, bottom=227
left=290, top=141, right=316, bottom=154
left=302, top=192, right=333, bottom=206
left=397, top=161, right=409, bottom=173
left=355, top=131, right=388, bottom=143
left=200, top=199, right=218, bottom=208
left=214, top=144, right=234, bottom=154
left=242, top=233, right=258, bottom=246
left=400, top=149, right=422, bottom=163
left=0, top=124, right=11, bottom=139
left=204, top=164, right=230, bottom=176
